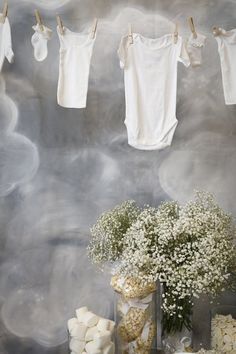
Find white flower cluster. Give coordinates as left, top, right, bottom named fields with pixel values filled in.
left=88, top=201, right=140, bottom=266
left=88, top=192, right=236, bottom=333
left=117, top=192, right=236, bottom=321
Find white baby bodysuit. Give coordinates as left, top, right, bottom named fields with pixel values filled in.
left=118, top=33, right=190, bottom=150
left=215, top=28, right=236, bottom=105
left=0, top=15, right=14, bottom=72
left=31, top=24, right=52, bottom=62
left=186, top=32, right=206, bottom=67
left=57, top=26, right=96, bottom=108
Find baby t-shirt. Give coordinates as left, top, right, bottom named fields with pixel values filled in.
left=118, top=33, right=190, bottom=150
left=57, top=26, right=96, bottom=108
left=215, top=28, right=236, bottom=105
left=0, top=15, right=14, bottom=72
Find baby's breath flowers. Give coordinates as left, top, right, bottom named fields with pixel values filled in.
left=117, top=192, right=236, bottom=333
left=88, top=200, right=141, bottom=266
left=88, top=192, right=236, bottom=335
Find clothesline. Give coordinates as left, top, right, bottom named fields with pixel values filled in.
left=0, top=1, right=235, bottom=153
left=0, top=1, right=229, bottom=39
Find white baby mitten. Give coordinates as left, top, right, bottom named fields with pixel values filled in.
left=186, top=32, right=206, bottom=67
left=31, top=23, right=52, bottom=62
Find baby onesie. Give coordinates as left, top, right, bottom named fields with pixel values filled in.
left=186, top=32, right=206, bottom=67
left=57, top=26, right=96, bottom=108
left=118, top=33, right=190, bottom=150
left=215, top=28, right=236, bottom=105
left=0, top=14, right=14, bottom=72
left=31, top=23, right=52, bottom=62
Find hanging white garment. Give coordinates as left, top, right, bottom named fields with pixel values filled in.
left=57, top=26, right=96, bottom=109
left=118, top=33, right=190, bottom=150
left=0, top=14, right=14, bottom=72
left=31, top=23, right=52, bottom=62
left=186, top=32, right=206, bottom=67
left=215, top=28, right=236, bottom=105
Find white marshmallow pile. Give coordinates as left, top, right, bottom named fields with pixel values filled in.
left=68, top=306, right=115, bottom=354
left=211, top=314, right=236, bottom=353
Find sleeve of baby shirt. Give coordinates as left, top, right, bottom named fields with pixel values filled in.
left=117, top=36, right=128, bottom=69
left=4, top=17, right=14, bottom=64
left=178, top=38, right=190, bottom=67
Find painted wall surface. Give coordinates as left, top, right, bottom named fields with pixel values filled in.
left=0, top=0, right=236, bottom=353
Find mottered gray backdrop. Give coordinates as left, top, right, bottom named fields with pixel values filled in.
left=0, top=0, right=236, bottom=353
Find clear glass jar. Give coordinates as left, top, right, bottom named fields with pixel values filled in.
left=211, top=305, right=236, bottom=353
left=114, top=279, right=157, bottom=354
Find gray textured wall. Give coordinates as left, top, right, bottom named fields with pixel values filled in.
left=0, top=0, right=236, bottom=353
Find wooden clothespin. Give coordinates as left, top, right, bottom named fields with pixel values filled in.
left=35, top=9, right=44, bottom=32
left=0, top=2, right=8, bottom=24
left=56, top=15, right=64, bottom=35
left=173, top=23, right=178, bottom=44
left=90, top=17, right=98, bottom=39
left=188, top=17, right=197, bottom=39
left=128, top=23, right=133, bottom=45
left=212, top=26, right=221, bottom=37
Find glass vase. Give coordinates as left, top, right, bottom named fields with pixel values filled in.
left=162, top=327, right=193, bottom=353
left=113, top=276, right=158, bottom=354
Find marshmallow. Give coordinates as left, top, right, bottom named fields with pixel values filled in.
left=94, top=330, right=111, bottom=348
left=69, top=322, right=87, bottom=338
left=70, top=323, right=81, bottom=337
left=68, top=318, right=79, bottom=333
left=97, top=318, right=110, bottom=331
left=81, top=311, right=99, bottom=327
left=85, top=326, right=99, bottom=341
left=103, top=342, right=115, bottom=354
left=76, top=307, right=88, bottom=320
left=69, top=338, right=85, bottom=354
left=85, top=340, right=102, bottom=353
left=72, top=322, right=88, bottom=340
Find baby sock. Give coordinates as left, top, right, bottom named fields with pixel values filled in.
left=186, top=32, right=207, bottom=67
left=31, top=24, right=52, bottom=62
